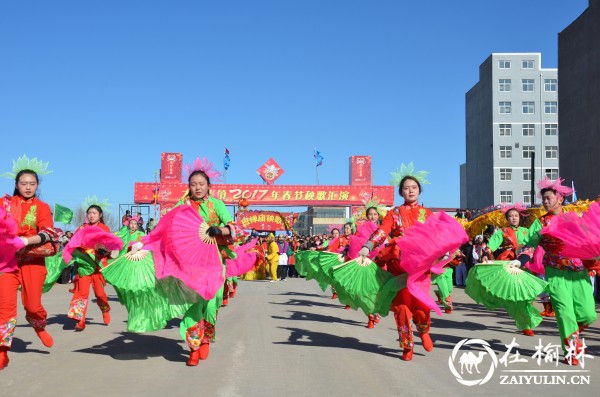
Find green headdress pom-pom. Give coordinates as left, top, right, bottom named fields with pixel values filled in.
left=82, top=195, right=112, bottom=213
left=389, top=162, right=430, bottom=187
left=1, top=155, right=53, bottom=179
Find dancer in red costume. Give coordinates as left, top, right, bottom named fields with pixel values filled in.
left=1, top=159, right=56, bottom=370
left=67, top=204, right=113, bottom=331
left=359, top=173, right=434, bottom=361
left=328, top=223, right=352, bottom=301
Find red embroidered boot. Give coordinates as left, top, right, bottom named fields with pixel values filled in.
left=374, top=314, right=380, bottom=324
left=523, top=329, right=535, bottom=337
left=35, top=329, right=54, bottom=347
left=222, top=298, right=229, bottom=306
left=0, top=347, right=9, bottom=370
left=332, top=292, right=338, bottom=300
left=540, top=302, right=555, bottom=317
left=367, top=315, right=375, bottom=329
left=103, top=312, right=111, bottom=325
left=400, top=348, right=413, bottom=361
left=75, top=317, right=86, bottom=331
left=199, top=343, right=210, bottom=360
left=562, top=336, right=582, bottom=366
left=420, top=332, right=434, bottom=352
left=186, top=350, right=200, bottom=366
left=444, top=297, right=453, bottom=314
left=345, top=305, right=351, bottom=310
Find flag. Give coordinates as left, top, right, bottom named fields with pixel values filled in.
left=314, top=147, right=324, bottom=167
left=224, top=147, right=231, bottom=171
left=572, top=181, right=577, bottom=202
left=54, top=203, right=74, bottom=224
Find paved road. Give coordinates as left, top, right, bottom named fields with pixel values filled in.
left=1, top=278, right=598, bottom=397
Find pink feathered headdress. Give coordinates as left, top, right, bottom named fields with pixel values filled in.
left=123, top=215, right=142, bottom=226
left=537, top=176, right=573, bottom=198
left=183, top=157, right=222, bottom=182
left=500, top=202, right=528, bottom=217
left=327, top=224, right=342, bottom=233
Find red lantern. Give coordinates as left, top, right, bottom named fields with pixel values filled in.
left=240, top=198, right=249, bottom=208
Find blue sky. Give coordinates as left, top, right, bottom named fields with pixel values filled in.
left=0, top=0, right=589, bottom=218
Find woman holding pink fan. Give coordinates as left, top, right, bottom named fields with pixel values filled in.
left=358, top=163, right=467, bottom=361
left=66, top=203, right=122, bottom=331
left=178, top=163, right=237, bottom=365
left=516, top=177, right=597, bottom=366
left=0, top=156, right=56, bottom=370
left=134, top=158, right=238, bottom=366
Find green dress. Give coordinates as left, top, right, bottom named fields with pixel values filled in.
left=103, top=228, right=196, bottom=332
left=175, top=196, right=236, bottom=345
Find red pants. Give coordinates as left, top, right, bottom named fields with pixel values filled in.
left=68, top=270, right=110, bottom=321
left=392, top=287, right=431, bottom=349
left=0, top=263, right=48, bottom=348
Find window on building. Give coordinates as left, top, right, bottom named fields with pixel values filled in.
left=545, top=145, right=558, bottom=159
left=523, top=191, right=532, bottom=204
left=545, top=101, right=558, bottom=114
left=499, top=101, right=512, bottom=114
left=544, top=79, right=557, bottom=92
left=500, top=191, right=513, bottom=203
left=523, top=169, right=532, bottom=181
left=522, top=79, right=534, bottom=92
left=545, top=123, right=558, bottom=136
left=500, top=146, right=512, bottom=158
left=545, top=169, right=559, bottom=179
left=522, top=60, right=534, bottom=69
left=499, top=60, right=511, bottom=69
left=500, top=168, right=512, bottom=181
left=522, top=101, right=535, bottom=114
left=499, top=124, right=512, bottom=136
left=499, top=79, right=511, bottom=92
left=522, top=124, right=535, bottom=136
left=523, top=146, right=535, bottom=159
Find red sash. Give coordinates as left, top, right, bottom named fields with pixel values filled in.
left=496, top=227, right=519, bottom=260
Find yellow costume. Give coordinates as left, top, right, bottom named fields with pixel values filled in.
left=266, top=236, right=280, bottom=281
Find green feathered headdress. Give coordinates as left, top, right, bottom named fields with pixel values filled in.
left=344, top=217, right=357, bottom=234
left=362, top=197, right=387, bottom=219
left=1, top=155, right=53, bottom=179
left=389, top=162, right=430, bottom=187
left=82, top=195, right=112, bottom=214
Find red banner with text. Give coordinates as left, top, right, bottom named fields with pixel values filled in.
left=134, top=183, right=394, bottom=207
left=235, top=211, right=296, bottom=231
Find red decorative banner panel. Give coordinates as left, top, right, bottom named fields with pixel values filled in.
left=257, top=158, right=284, bottom=185
left=235, top=210, right=296, bottom=231
left=134, top=183, right=394, bottom=206
left=160, top=153, right=183, bottom=182
left=349, top=155, right=372, bottom=186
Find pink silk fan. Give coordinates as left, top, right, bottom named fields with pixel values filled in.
left=225, top=238, right=258, bottom=278
left=159, top=205, right=225, bottom=300
left=63, top=225, right=123, bottom=263
left=398, top=212, right=469, bottom=315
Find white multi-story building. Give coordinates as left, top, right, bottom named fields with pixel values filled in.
left=462, top=53, right=559, bottom=209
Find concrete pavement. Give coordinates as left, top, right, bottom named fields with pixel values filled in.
left=1, top=278, right=598, bottom=397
